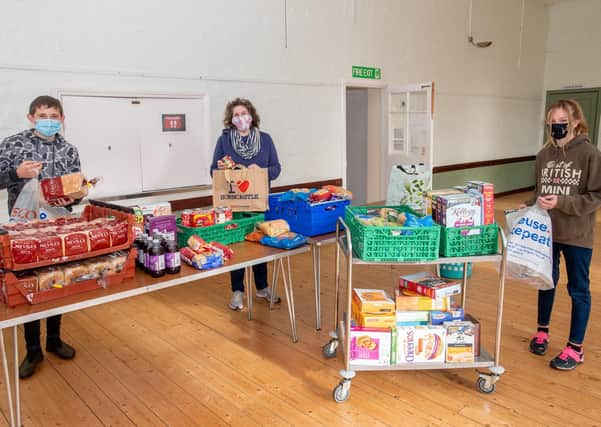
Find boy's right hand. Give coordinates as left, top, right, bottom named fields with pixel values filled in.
left=16, top=161, right=42, bottom=179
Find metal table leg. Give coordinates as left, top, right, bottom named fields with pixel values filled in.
left=0, top=328, right=15, bottom=426
left=246, top=267, right=254, bottom=321
left=312, top=244, right=322, bottom=331
left=14, top=327, right=20, bottom=427
left=269, top=260, right=280, bottom=310
left=279, top=257, right=298, bottom=343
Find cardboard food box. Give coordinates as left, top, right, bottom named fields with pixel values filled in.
left=464, top=313, right=481, bottom=356
left=352, top=288, right=395, bottom=314
left=444, top=321, right=475, bottom=363
left=349, top=326, right=392, bottom=366
left=41, top=172, right=87, bottom=201
left=352, top=300, right=396, bottom=328
left=138, top=202, right=172, bottom=217
left=438, top=193, right=482, bottom=227
left=395, top=288, right=450, bottom=311
left=430, top=308, right=465, bottom=325
left=144, top=214, right=177, bottom=241
left=399, top=272, right=461, bottom=299
left=396, top=325, right=446, bottom=364
left=395, top=310, right=430, bottom=326
left=426, top=188, right=463, bottom=220
left=467, top=181, right=494, bottom=225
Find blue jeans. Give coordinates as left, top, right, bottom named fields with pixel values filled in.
left=230, top=262, right=268, bottom=292
left=537, top=242, right=592, bottom=344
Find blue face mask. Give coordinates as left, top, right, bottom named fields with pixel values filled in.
left=35, top=119, right=62, bottom=137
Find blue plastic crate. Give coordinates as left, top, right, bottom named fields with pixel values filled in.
left=264, top=193, right=350, bottom=236
left=264, top=193, right=284, bottom=221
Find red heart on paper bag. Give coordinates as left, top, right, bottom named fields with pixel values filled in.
left=236, top=180, right=250, bottom=193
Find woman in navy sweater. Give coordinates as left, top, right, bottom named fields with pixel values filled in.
left=211, top=98, right=281, bottom=310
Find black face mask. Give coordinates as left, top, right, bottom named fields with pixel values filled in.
left=550, top=123, right=569, bottom=140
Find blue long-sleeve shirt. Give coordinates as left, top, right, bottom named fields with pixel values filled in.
left=210, top=128, right=281, bottom=182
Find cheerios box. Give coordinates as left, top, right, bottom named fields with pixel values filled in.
left=396, top=325, right=446, bottom=364
left=349, top=326, right=392, bottom=366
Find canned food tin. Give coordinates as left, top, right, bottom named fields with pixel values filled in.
left=181, top=209, right=193, bottom=227
left=191, top=209, right=215, bottom=227
left=214, top=206, right=233, bottom=224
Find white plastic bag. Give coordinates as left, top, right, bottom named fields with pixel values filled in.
left=9, top=178, right=70, bottom=222
left=386, top=164, right=432, bottom=212
left=505, top=206, right=554, bottom=290
left=9, top=178, right=40, bottom=222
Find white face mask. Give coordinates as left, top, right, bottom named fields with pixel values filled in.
left=232, top=114, right=252, bottom=132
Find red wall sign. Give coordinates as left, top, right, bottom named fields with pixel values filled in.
left=162, top=114, right=186, bottom=132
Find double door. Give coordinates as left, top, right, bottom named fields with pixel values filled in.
left=61, top=94, right=210, bottom=198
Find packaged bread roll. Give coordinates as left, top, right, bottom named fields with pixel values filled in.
left=107, top=252, right=128, bottom=274
left=11, top=236, right=39, bottom=264
left=40, top=172, right=87, bottom=201
left=62, top=231, right=89, bottom=256
left=258, top=219, right=290, bottom=237
left=63, top=263, right=91, bottom=285
left=38, top=233, right=64, bottom=261
left=84, top=257, right=112, bottom=277
left=35, top=268, right=65, bottom=291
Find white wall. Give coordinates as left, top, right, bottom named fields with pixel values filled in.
left=544, top=0, right=601, bottom=144
left=0, top=0, right=550, bottom=213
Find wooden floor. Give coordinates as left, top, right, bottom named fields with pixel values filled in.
left=1, top=192, right=601, bottom=426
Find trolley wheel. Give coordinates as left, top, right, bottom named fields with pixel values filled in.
left=477, top=377, right=496, bottom=394
left=322, top=339, right=338, bottom=359
left=332, top=380, right=351, bottom=403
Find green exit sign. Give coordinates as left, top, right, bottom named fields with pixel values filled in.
left=352, top=66, right=381, bottom=80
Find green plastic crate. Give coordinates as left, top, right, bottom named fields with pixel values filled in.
left=439, top=224, right=499, bottom=257
left=177, top=212, right=264, bottom=247
left=344, top=206, right=440, bottom=262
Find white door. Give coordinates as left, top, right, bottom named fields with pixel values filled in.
left=138, top=97, right=210, bottom=192
left=382, top=83, right=434, bottom=199
left=61, top=96, right=143, bottom=198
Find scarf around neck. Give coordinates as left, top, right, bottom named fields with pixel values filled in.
left=230, top=127, right=261, bottom=160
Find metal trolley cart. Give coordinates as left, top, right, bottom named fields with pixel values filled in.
left=322, top=218, right=508, bottom=403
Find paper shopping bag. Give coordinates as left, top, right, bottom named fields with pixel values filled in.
left=212, top=167, right=268, bottom=212
left=386, top=164, right=432, bottom=212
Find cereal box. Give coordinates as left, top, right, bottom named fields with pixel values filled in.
left=395, top=288, right=450, bottom=311
left=464, top=313, right=481, bottom=356
left=438, top=194, right=482, bottom=227
left=467, top=181, right=494, bottom=225
left=399, top=272, right=461, bottom=299
left=349, top=327, right=392, bottom=366
left=444, top=321, right=475, bottom=363
left=352, top=289, right=395, bottom=314
left=352, top=300, right=396, bottom=328
left=425, top=188, right=462, bottom=218
left=396, top=325, right=446, bottom=364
